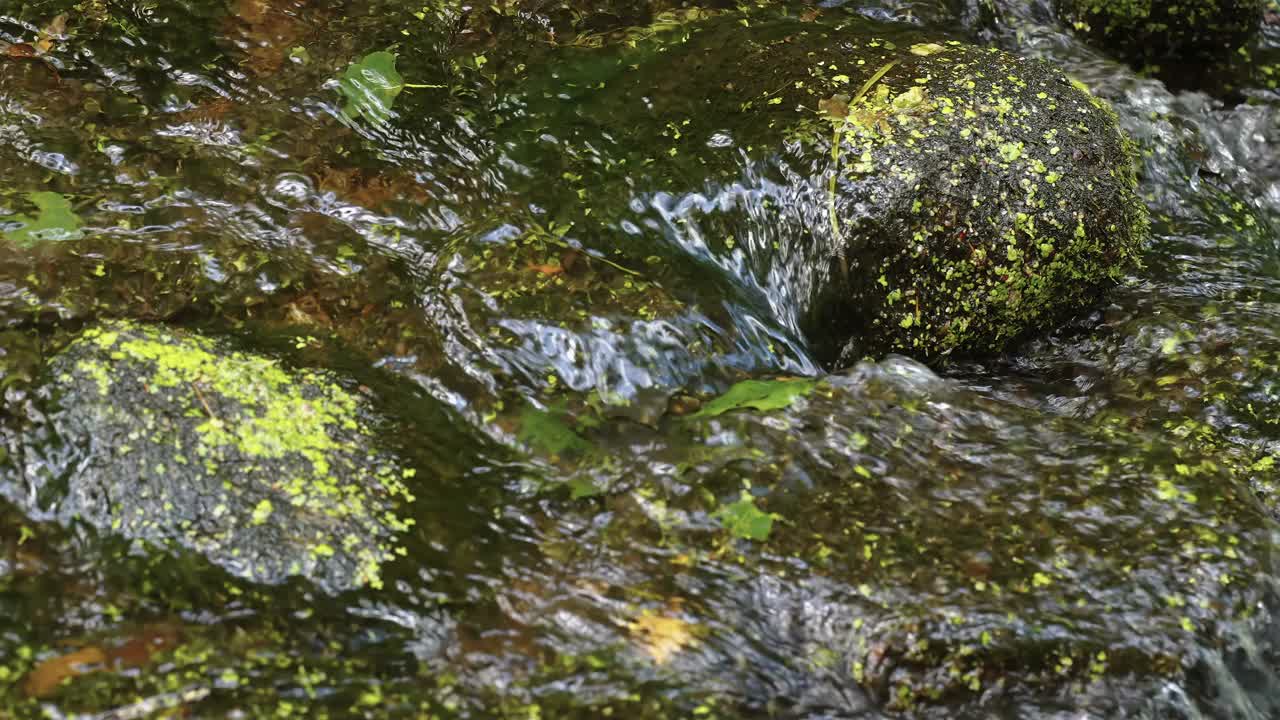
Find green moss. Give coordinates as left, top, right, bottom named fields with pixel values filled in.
left=42, top=321, right=417, bottom=593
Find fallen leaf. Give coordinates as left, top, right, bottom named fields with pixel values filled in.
left=44, top=14, right=68, bottom=38
left=3, top=43, right=38, bottom=59
left=518, top=405, right=591, bottom=458
left=818, top=94, right=850, bottom=121
left=21, top=623, right=182, bottom=698
left=34, top=14, right=68, bottom=54
left=2, top=191, right=84, bottom=245
left=108, top=624, right=181, bottom=667
left=714, top=491, right=776, bottom=541
left=909, top=42, right=947, bottom=57
left=338, top=51, right=404, bottom=125
left=693, top=378, right=816, bottom=418
left=629, top=608, right=697, bottom=665
left=23, top=647, right=107, bottom=698
left=527, top=262, right=564, bottom=276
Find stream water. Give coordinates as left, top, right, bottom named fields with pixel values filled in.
left=1, top=1, right=1279, bottom=718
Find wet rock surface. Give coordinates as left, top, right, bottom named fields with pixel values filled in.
left=3, top=321, right=416, bottom=594
left=0, top=1, right=1279, bottom=718
left=502, top=14, right=1147, bottom=364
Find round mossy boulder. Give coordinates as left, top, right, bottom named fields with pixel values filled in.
left=499, top=13, right=1149, bottom=364
left=788, top=37, right=1148, bottom=363
left=1057, top=0, right=1263, bottom=63
left=10, top=321, right=416, bottom=594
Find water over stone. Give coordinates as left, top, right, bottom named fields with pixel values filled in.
left=501, top=13, right=1148, bottom=364
left=2, top=321, right=417, bottom=594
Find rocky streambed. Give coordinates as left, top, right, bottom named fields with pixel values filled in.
left=1, top=0, right=1279, bottom=717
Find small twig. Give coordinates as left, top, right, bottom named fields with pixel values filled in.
left=827, top=59, right=899, bottom=274
left=191, top=382, right=220, bottom=424
left=853, top=60, right=898, bottom=105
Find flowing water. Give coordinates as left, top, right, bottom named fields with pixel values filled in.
left=0, top=1, right=1279, bottom=717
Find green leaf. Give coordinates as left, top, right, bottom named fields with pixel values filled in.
left=518, top=405, right=591, bottom=457
left=567, top=476, right=603, bottom=499
left=338, top=51, right=404, bottom=125
left=714, top=492, right=775, bottom=541
left=3, top=192, right=83, bottom=245
left=693, top=378, right=816, bottom=418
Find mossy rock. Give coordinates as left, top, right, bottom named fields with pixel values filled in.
left=502, top=13, right=1148, bottom=363
left=785, top=34, right=1147, bottom=362
left=7, top=321, right=416, bottom=594
left=1058, top=0, right=1263, bottom=63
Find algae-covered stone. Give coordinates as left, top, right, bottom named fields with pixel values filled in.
left=1058, top=0, right=1263, bottom=63
left=15, top=321, right=415, bottom=594
left=789, top=36, right=1148, bottom=362
left=504, top=14, right=1148, bottom=363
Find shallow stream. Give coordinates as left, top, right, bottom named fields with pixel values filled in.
left=2, top=1, right=1280, bottom=718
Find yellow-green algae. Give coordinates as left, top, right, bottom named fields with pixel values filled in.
left=524, top=357, right=1277, bottom=713
left=730, top=20, right=1147, bottom=361
left=47, top=321, right=416, bottom=593
left=793, top=39, right=1147, bottom=361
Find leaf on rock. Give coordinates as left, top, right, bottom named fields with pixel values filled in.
left=2, top=192, right=84, bottom=245
left=819, top=94, right=850, bottom=121
left=693, top=378, right=816, bottom=418
left=338, top=51, right=404, bottom=125
left=628, top=608, right=698, bottom=665
left=518, top=405, right=591, bottom=458
left=715, top=491, right=775, bottom=541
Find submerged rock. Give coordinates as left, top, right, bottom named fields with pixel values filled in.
left=6, top=321, right=416, bottom=594
left=505, top=13, right=1148, bottom=363
left=1058, top=0, right=1263, bottom=63
left=509, top=360, right=1280, bottom=716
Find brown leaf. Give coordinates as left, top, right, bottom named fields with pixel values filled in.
left=23, top=647, right=108, bottom=698
left=108, top=624, right=181, bottom=667
left=628, top=607, right=698, bottom=665
left=34, top=13, right=68, bottom=54
left=22, top=623, right=182, bottom=698
left=819, top=94, right=850, bottom=121
left=4, top=43, right=38, bottom=59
